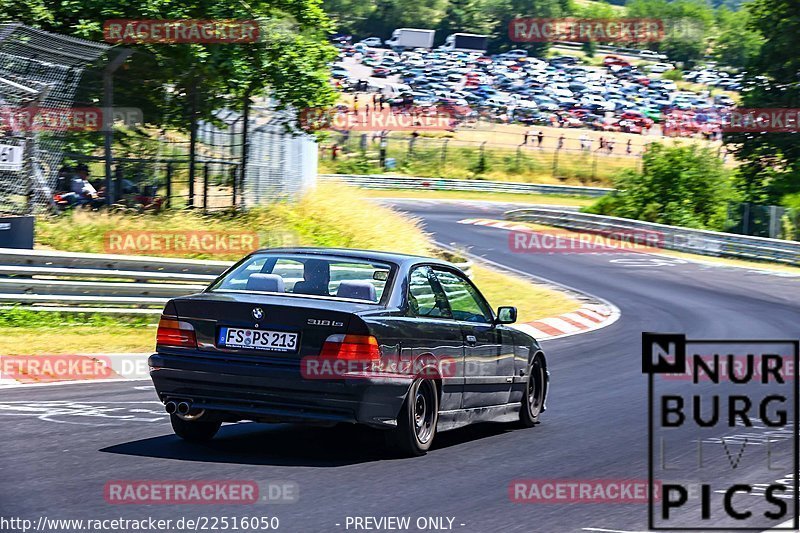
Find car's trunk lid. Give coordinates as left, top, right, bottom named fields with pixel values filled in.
left=171, top=292, right=376, bottom=359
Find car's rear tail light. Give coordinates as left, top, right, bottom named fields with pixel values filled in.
left=156, top=317, right=196, bottom=348
left=319, top=334, right=381, bottom=360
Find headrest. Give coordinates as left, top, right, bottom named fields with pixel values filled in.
left=336, top=280, right=377, bottom=302
left=246, top=273, right=285, bottom=293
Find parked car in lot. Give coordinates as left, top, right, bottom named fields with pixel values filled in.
left=646, top=62, right=675, bottom=74
left=359, top=37, right=383, bottom=48
left=150, top=248, right=548, bottom=456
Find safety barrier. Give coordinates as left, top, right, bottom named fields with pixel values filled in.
left=505, top=207, right=800, bottom=266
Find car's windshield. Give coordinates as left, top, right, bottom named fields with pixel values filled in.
left=208, top=254, right=393, bottom=303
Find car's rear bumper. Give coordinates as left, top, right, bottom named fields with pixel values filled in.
left=148, top=352, right=412, bottom=428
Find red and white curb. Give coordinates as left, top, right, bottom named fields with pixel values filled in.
left=512, top=303, right=617, bottom=341
left=459, top=218, right=536, bottom=231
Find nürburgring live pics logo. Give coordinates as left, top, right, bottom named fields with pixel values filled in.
left=643, top=332, right=799, bottom=530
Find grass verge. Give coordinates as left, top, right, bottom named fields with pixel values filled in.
left=9, top=184, right=580, bottom=355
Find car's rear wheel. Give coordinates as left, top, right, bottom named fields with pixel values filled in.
left=388, top=378, right=439, bottom=456
left=170, top=412, right=221, bottom=442
left=520, top=355, right=546, bottom=427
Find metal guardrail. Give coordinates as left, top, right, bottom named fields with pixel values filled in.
left=0, top=248, right=473, bottom=314
left=505, top=208, right=800, bottom=266
left=0, top=248, right=228, bottom=314
left=321, top=174, right=613, bottom=198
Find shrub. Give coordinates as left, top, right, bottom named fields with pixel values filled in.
left=584, top=143, right=733, bottom=230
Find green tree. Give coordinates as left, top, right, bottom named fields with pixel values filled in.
left=586, top=143, right=733, bottom=230
left=713, top=6, right=762, bottom=69
left=435, top=0, right=496, bottom=44
left=487, top=0, right=574, bottom=56
left=0, top=0, right=338, bottom=127
left=725, top=0, right=800, bottom=204
left=626, top=0, right=714, bottom=66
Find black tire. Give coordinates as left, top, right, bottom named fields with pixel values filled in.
left=387, top=379, right=439, bottom=456
left=519, top=355, right=546, bottom=428
left=170, top=413, right=221, bottom=442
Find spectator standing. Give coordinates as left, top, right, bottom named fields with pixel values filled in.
left=626, top=139, right=632, bottom=155
left=537, top=130, right=544, bottom=147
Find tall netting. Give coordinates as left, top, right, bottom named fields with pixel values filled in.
left=0, top=23, right=109, bottom=215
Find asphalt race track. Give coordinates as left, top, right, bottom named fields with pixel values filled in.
left=2, top=199, right=799, bottom=533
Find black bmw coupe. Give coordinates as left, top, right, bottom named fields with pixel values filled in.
left=149, top=248, right=548, bottom=455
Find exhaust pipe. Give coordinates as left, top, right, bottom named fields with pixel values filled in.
left=165, top=401, right=177, bottom=414
left=177, top=401, right=191, bottom=415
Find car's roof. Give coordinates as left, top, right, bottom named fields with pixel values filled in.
left=249, top=247, right=459, bottom=269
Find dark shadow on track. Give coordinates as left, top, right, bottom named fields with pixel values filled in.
left=99, top=420, right=521, bottom=466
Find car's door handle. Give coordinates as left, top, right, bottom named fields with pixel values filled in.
left=465, top=335, right=477, bottom=346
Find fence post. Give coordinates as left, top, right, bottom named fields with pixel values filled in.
left=231, top=165, right=237, bottom=208
left=103, top=48, right=131, bottom=206
left=165, top=162, right=172, bottom=208
left=240, top=90, right=251, bottom=209
left=552, top=149, right=559, bottom=179
left=188, top=85, right=199, bottom=208
left=202, top=163, right=209, bottom=212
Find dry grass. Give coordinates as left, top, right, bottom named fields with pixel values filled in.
left=471, top=264, right=579, bottom=322
left=0, top=327, right=156, bottom=355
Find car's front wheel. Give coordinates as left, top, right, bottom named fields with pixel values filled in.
left=519, top=355, right=546, bottom=427
left=388, top=378, right=439, bottom=456
left=170, top=413, right=221, bottom=442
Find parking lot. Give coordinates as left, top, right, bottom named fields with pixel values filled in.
left=331, top=40, right=740, bottom=139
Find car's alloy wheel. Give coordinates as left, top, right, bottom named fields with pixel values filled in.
left=170, top=413, right=222, bottom=442
left=390, top=378, right=439, bottom=456
left=520, top=356, right=545, bottom=427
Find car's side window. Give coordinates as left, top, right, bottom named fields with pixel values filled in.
left=432, top=268, right=493, bottom=323
left=408, top=266, right=451, bottom=318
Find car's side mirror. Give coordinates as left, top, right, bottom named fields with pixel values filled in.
left=496, top=306, right=517, bottom=324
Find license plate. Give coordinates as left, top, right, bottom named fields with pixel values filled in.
left=218, top=327, right=299, bottom=352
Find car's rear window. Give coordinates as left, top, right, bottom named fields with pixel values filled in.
left=208, top=254, right=393, bottom=303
